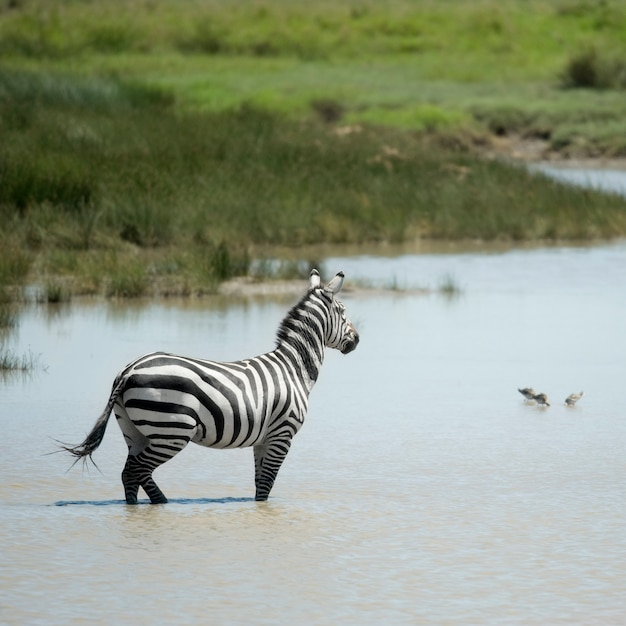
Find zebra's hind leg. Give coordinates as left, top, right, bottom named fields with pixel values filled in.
left=121, top=453, right=168, bottom=505
left=121, top=455, right=141, bottom=504
left=116, top=405, right=196, bottom=504
left=122, top=440, right=190, bottom=504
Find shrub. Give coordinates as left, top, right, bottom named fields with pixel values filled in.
left=561, top=47, right=626, bottom=90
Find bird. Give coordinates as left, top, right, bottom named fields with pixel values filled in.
left=518, top=387, right=536, bottom=401
left=565, top=391, right=584, bottom=406
left=533, top=392, right=550, bottom=407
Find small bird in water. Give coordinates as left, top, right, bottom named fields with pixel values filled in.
left=533, top=392, right=550, bottom=407
left=518, top=387, right=536, bottom=401
left=565, top=391, right=584, bottom=406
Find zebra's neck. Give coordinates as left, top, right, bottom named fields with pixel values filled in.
left=275, top=294, right=327, bottom=392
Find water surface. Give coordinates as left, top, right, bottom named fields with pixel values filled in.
left=532, top=163, right=626, bottom=197
left=2, top=242, right=625, bottom=625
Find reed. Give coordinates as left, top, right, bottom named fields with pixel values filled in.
left=437, top=274, right=463, bottom=297
left=0, top=305, right=17, bottom=330
left=105, top=271, right=149, bottom=299
left=0, top=346, right=42, bottom=372
left=38, top=280, right=72, bottom=304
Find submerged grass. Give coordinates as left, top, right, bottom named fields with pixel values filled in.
left=437, top=273, right=464, bottom=297
left=0, top=347, right=41, bottom=372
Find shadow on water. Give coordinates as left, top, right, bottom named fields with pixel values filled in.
left=53, top=496, right=255, bottom=507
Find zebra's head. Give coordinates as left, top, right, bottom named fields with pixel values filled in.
left=309, top=269, right=359, bottom=355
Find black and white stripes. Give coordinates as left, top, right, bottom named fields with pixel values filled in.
left=62, top=269, right=359, bottom=504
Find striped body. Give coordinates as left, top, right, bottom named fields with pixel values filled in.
left=120, top=351, right=304, bottom=450
left=63, top=269, right=359, bottom=504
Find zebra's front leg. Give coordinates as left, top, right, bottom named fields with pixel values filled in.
left=253, top=439, right=292, bottom=501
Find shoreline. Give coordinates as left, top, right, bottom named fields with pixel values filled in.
left=3, top=143, right=626, bottom=305
left=483, top=135, right=626, bottom=171
left=14, top=233, right=624, bottom=304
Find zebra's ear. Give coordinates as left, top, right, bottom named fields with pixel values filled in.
left=309, top=268, right=321, bottom=290
left=325, top=271, right=345, bottom=296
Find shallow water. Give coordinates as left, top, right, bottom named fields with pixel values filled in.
left=2, top=242, right=626, bottom=625
left=532, top=163, right=626, bottom=197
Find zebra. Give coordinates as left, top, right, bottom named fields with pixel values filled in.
left=61, top=269, right=359, bottom=504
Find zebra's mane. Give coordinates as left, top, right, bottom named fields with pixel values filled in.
left=275, top=288, right=327, bottom=379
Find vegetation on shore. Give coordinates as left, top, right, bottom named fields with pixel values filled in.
left=2, top=0, right=626, bottom=154
left=2, top=0, right=626, bottom=310
left=3, top=69, right=626, bottom=299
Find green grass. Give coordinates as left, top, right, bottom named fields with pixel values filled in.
left=2, top=67, right=626, bottom=300
left=1, top=1, right=623, bottom=75
left=2, top=1, right=626, bottom=301
left=2, top=0, right=626, bottom=150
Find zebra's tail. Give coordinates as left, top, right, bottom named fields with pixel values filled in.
left=59, top=376, right=125, bottom=467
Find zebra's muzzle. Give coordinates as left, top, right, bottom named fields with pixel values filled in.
left=341, top=332, right=359, bottom=354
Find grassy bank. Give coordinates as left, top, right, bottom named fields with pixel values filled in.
left=2, top=67, right=626, bottom=301
left=2, top=0, right=626, bottom=155
left=2, top=0, right=626, bottom=305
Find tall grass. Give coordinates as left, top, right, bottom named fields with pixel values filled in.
left=0, top=237, right=31, bottom=311
left=0, top=303, right=17, bottom=330
left=0, top=39, right=626, bottom=299
left=2, top=67, right=626, bottom=299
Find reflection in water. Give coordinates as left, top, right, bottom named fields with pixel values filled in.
left=2, top=244, right=626, bottom=624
